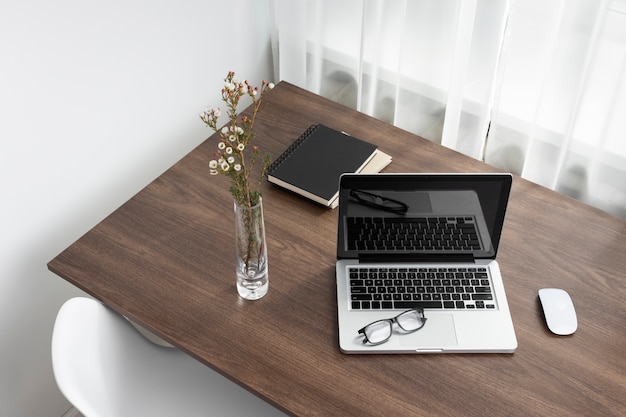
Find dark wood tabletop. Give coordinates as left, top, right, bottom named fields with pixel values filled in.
left=49, top=81, right=626, bottom=417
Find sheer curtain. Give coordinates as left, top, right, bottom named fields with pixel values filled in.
left=486, top=0, right=626, bottom=217
left=270, top=0, right=626, bottom=218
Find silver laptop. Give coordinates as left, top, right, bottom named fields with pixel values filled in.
left=336, top=173, right=517, bottom=353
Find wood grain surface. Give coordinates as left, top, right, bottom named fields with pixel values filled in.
left=49, top=82, right=626, bottom=417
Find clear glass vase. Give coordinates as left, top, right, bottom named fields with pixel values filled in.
left=233, top=198, right=269, bottom=300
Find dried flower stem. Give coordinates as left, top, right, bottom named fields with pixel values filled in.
left=200, top=71, right=274, bottom=208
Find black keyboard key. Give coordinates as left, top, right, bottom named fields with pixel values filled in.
left=472, top=294, right=493, bottom=300
left=394, top=301, right=443, bottom=309
left=351, top=294, right=372, bottom=301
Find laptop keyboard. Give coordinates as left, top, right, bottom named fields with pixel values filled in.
left=346, top=216, right=481, bottom=251
left=348, top=267, right=495, bottom=310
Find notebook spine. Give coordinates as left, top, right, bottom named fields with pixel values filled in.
left=268, top=124, right=319, bottom=172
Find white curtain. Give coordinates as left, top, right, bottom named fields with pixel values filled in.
left=486, top=0, right=626, bottom=217
left=270, top=0, right=626, bottom=218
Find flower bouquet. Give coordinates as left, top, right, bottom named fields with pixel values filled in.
left=200, top=71, right=274, bottom=299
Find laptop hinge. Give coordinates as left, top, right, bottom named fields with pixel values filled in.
left=357, top=253, right=476, bottom=264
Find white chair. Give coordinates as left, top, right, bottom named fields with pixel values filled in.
left=52, top=297, right=286, bottom=417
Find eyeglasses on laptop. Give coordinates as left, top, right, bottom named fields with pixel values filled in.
left=358, top=309, right=427, bottom=345
left=349, top=189, right=409, bottom=214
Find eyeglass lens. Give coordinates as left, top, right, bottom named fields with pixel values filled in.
left=363, top=320, right=393, bottom=345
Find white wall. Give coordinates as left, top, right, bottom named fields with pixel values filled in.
left=0, top=0, right=273, bottom=415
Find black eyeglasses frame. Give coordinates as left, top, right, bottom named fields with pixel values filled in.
left=357, top=309, right=427, bottom=345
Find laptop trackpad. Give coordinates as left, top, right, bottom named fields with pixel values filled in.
left=399, top=314, right=458, bottom=349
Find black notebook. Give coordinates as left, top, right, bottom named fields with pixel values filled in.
left=267, top=124, right=391, bottom=208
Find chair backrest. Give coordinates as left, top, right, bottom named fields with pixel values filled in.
left=52, top=297, right=285, bottom=417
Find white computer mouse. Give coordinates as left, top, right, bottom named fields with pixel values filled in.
left=538, top=288, right=577, bottom=335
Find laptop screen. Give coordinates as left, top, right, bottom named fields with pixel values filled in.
left=337, top=173, right=512, bottom=260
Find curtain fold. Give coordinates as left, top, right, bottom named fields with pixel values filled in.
left=271, top=0, right=626, bottom=218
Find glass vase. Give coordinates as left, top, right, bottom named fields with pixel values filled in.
left=233, top=198, right=269, bottom=300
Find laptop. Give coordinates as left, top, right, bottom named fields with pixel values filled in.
left=335, top=173, right=517, bottom=353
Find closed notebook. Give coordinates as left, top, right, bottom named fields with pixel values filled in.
left=267, top=124, right=390, bottom=207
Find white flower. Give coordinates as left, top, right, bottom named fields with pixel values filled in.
left=220, top=161, right=230, bottom=171
left=224, top=82, right=235, bottom=91
left=225, top=147, right=233, bottom=154
left=210, top=169, right=219, bottom=175
left=213, top=107, right=221, bottom=117
left=221, top=126, right=229, bottom=135
left=229, top=135, right=236, bottom=142
left=209, top=160, right=218, bottom=169
left=237, top=127, right=244, bottom=135
left=268, top=83, right=275, bottom=89
left=227, top=156, right=235, bottom=164
left=234, top=164, right=242, bottom=172
left=218, top=142, right=226, bottom=150
left=237, top=143, right=245, bottom=151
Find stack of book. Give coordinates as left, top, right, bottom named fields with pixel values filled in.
left=267, top=124, right=392, bottom=208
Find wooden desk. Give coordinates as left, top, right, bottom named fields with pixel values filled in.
left=49, top=82, right=626, bottom=416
